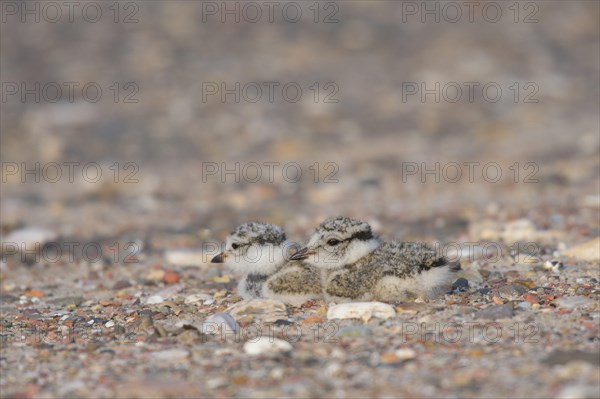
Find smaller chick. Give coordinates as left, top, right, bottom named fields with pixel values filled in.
left=211, top=222, right=321, bottom=305
left=211, top=222, right=290, bottom=300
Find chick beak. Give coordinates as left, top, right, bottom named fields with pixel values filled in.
left=289, top=247, right=311, bottom=261
left=211, top=253, right=225, bottom=263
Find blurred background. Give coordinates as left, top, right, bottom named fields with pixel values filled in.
left=1, top=0, right=598, bottom=250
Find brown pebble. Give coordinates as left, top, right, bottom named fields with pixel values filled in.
left=513, top=279, right=536, bottom=289
left=524, top=293, right=539, bottom=304
left=302, top=315, right=324, bottom=325
left=380, top=353, right=401, bottom=364
left=24, top=289, right=44, bottom=298
left=163, top=271, right=181, bottom=284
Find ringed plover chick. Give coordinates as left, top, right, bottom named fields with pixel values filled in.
left=291, top=217, right=456, bottom=303
left=211, top=222, right=321, bottom=304
left=211, top=222, right=290, bottom=300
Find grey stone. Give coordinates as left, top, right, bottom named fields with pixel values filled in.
left=553, top=296, right=594, bottom=309
left=48, top=296, right=85, bottom=306
left=335, top=325, right=373, bottom=338
left=543, top=350, right=600, bottom=366
left=475, top=305, right=514, bottom=320
left=201, top=312, right=240, bottom=335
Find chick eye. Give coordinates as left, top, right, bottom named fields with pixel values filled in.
left=231, top=243, right=239, bottom=250
left=327, top=239, right=340, bottom=246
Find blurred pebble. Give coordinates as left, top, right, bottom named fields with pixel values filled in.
left=228, top=299, right=287, bottom=323
left=146, top=269, right=166, bottom=281
left=112, top=280, right=131, bottom=290
left=501, top=219, right=537, bottom=243
left=498, top=285, right=527, bottom=300
left=561, top=238, right=600, bottom=261
left=335, top=326, right=373, bottom=338
left=553, top=296, right=593, bottom=309
left=206, top=377, right=229, bottom=390
left=451, top=278, right=469, bottom=293
left=2, top=227, right=57, bottom=249
left=165, top=250, right=209, bottom=267
left=395, top=348, right=417, bottom=360
left=327, top=302, right=396, bottom=323
left=475, top=305, right=514, bottom=320
left=543, top=350, right=600, bottom=366
left=150, top=349, right=190, bottom=362
left=243, top=337, right=292, bottom=356
left=145, top=295, right=164, bottom=305
left=201, top=312, right=239, bottom=335
left=557, top=384, right=600, bottom=399
left=515, top=301, right=532, bottom=311
left=162, top=271, right=181, bottom=284
left=184, top=293, right=213, bottom=304
left=48, top=296, right=84, bottom=306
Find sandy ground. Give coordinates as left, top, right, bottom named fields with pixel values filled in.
left=1, top=1, right=599, bottom=398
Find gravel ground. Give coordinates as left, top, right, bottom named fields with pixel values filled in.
left=1, top=1, right=599, bottom=398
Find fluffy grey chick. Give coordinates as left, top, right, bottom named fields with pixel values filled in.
left=290, top=216, right=457, bottom=303
left=211, top=222, right=321, bottom=304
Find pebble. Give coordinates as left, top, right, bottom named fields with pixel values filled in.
left=146, top=269, right=166, bottom=281
left=475, top=304, right=514, bottom=320
left=395, top=348, right=417, bottom=360
left=184, top=293, right=214, bottom=304
left=23, top=289, right=44, bottom=298
left=501, top=219, right=537, bottom=243
left=162, top=271, right=181, bottom=284
left=56, top=380, right=86, bottom=396
left=379, top=353, right=403, bottom=365
left=335, top=325, right=373, bottom=338
left=557, top=384, right=600, bottom=399
left=243, top=337, right=293, bottom=356
left=395, top=303, right=429, bottom=315
left=327, top=302, right=396, bottom=323
left=543, top=350, right=600, bottom=366
left=561, top=237, right=600, bottom=261
left=302, top=315, right=324, bottom=324
left=48, top=296, right=85, bottom=306
left=227, top=299, right=287, bottom=323
left=206, top=377, right=229, bottom=390
left=0, top=294, right=18, bottom=303
left=201, top=312, right=240, bottom=335
left=523, top=293, right=540, bottom=305
left=553, top=296, right=594, bottom=309
left=177, top=329, right=204, bottom=345
left=513, top=279, right=536, bottom=289
left=112, top=280, right=131, bottom=290
left=145, top=284, right=183, bottom=304
left=450, top=278, right=469, bottom=293
left=150, top=349, right=190, bottom=362
left=2, top=227, right=58, bottom=250
left=498, top=285, right=527, bottom=300
left=165, top=250, right=208, bottom=267
left=146, top=295, right=164, bottom=305
left=515, top=301, right=532, bottom=311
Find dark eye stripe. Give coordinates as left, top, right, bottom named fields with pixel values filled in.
left=349, top=230, right=373, bottom=241
left=324, top=230, right=373, bottom=246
